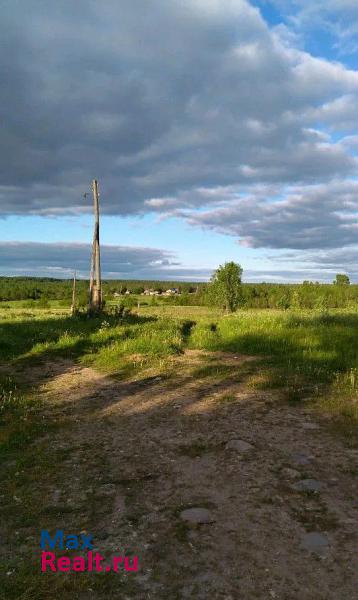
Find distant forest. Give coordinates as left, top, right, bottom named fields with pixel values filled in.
left=0, top=276, right=357, bottom=309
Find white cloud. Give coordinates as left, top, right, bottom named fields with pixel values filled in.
left=0, top=0, right=357, bottom=218
left=180, top=179, right=358, bottom=250
left=0, top=0, right=357, bottom=282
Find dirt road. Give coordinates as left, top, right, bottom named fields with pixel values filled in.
left=2, top=352, right=357, bottom=599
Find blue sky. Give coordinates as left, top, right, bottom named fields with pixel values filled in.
left=253, top=0, right=358, bottom=68
left=0, top=0, right=357, bottom=282
left=1, top=213, right=273, bottom=281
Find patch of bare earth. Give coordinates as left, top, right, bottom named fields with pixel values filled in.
left=4, top=352, right=358, bottom=599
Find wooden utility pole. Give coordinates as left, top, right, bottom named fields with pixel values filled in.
left=89, top=179, right=102, bottom=312
left=71, top=270, right=77, bottom=316
left=89, top=243, right=94, bottom=306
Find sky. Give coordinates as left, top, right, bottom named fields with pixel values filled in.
left=0, top=0, right=357, bottom=282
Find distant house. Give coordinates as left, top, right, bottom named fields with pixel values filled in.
left=125, top=290, right=131, bottom=295
left=113, top=292, right=121, bottom=297
left=164, top=288, right=180, bottom=296
left=143, top=288, right=160, bottom=296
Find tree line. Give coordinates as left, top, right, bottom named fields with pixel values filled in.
left=0, top=278, right=200, bottom=304
left=0, top=272, right=356, bottom=310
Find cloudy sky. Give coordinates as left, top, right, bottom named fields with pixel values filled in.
left=0, top=0, right=357, bottom=281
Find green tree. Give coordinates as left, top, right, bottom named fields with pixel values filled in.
left=276, top=294, right=290, bottom=310
left=334, top=274, right=350, bottom=285
left=209, top=262, right=243, bottom=312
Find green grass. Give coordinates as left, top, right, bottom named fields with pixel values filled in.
left=138, top=304, right=224, bottom=319
left=188, top=309, right=358, bottom=427
left=0, top=299, right=69, bottom=310
left=0, top=306, right=357, bottom=427
left=191, top=363, right=234, bottom=379
left=188, top=310, right=357, bottom=373
left=138, top=306, right=358, bottom=426
left=84, top=317, right=186, bottom=375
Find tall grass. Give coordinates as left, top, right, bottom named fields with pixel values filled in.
left=188, top=310, right=358, bottom=423
left=189, top=310, right=357, bottom=373
left=0, top=310, right=188, bottom=376
left=0, top=307, right=357, bottom=425
left=86, top=318, right=185, bottom=374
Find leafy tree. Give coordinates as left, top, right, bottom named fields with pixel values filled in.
left=334, top=274, right=350, bottom=285
left=132, top=286, right=144, bottom=294
left=209, top=262, right=243, bottom=312
left=276, top=294, right=290, bottom=310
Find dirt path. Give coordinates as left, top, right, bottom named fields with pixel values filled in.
left=2, top=352, right=358, bottom=599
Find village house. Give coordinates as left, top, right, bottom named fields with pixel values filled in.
left=164, top=288, right=180, bottom=296
left=143, top=289, right=161, bottom=296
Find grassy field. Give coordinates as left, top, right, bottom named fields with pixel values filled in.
left=0, top=304, right=357, bottom=598
left=1, top=304, right=357, bottom=429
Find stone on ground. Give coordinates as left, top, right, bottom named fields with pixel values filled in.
left=180, top=507, right=215, bottom=525
left=302, top=422, right=320, bottom=431
left=281, top=467, right=301, bottom=479
left=291, top=453, right=314, bottom=466
left=225, top=439, right=254, bottom=452
left=300, top=532, right=329, bottom=556
left=291, top=479, right=321, bottom=492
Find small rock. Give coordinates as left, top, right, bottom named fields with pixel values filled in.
left=302, top=422, right=320, bottom=431
left=180, top=507, right=215, bottom=525
left=291, top=453, right=313, bottom=466
left=281, top=467, right=301, bottom=479
left=291, top=479, right=321, bottom=493
left=300, top=532, right=329, bottom=556
left=225, top=439, right=254, bottom=452
left=274, top=495, right=284, bottom=504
